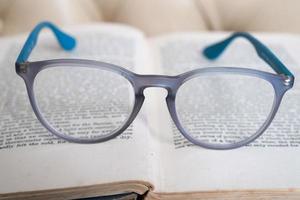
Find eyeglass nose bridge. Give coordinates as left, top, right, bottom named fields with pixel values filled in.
left=133, top=74, right=179, bottom=96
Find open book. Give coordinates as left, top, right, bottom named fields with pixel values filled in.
left=1, top=23, right=300, bottom=200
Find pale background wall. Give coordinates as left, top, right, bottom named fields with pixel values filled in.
left=0, top=0, right=299, bottom=36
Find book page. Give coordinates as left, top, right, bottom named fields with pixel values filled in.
left=0, top=23, right=156, bottom=195
left=148, top=32, right=300, bottom=192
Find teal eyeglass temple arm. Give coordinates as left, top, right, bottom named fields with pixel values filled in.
left=16, top=22, right=294, bottom=79
left=16, top=21, right=76, bottom=64
left=203, top=32, right=294, bottom=78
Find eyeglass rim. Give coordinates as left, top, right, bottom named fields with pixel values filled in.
left=16, top=59, right=293, bottom=149
left=170, top=72, right=288, bottom=150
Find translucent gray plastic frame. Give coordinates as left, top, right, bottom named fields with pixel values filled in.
left=16, top=22, right=295, bottom=150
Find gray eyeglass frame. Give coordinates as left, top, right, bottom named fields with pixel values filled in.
left=15, top=22, right=295, bottom=150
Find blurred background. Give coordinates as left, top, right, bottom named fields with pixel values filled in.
left=0, top=0, right=299, bottom=36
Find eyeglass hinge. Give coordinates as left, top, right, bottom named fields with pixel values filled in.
left=17, top=62, right=29, bottom=73
left=280, top=74, right=293, bottom=86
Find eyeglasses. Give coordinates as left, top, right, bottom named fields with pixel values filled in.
left=15, top=22, right=294, bottom=150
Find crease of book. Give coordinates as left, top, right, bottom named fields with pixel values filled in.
left=0, top=22, right=300, bottom=200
